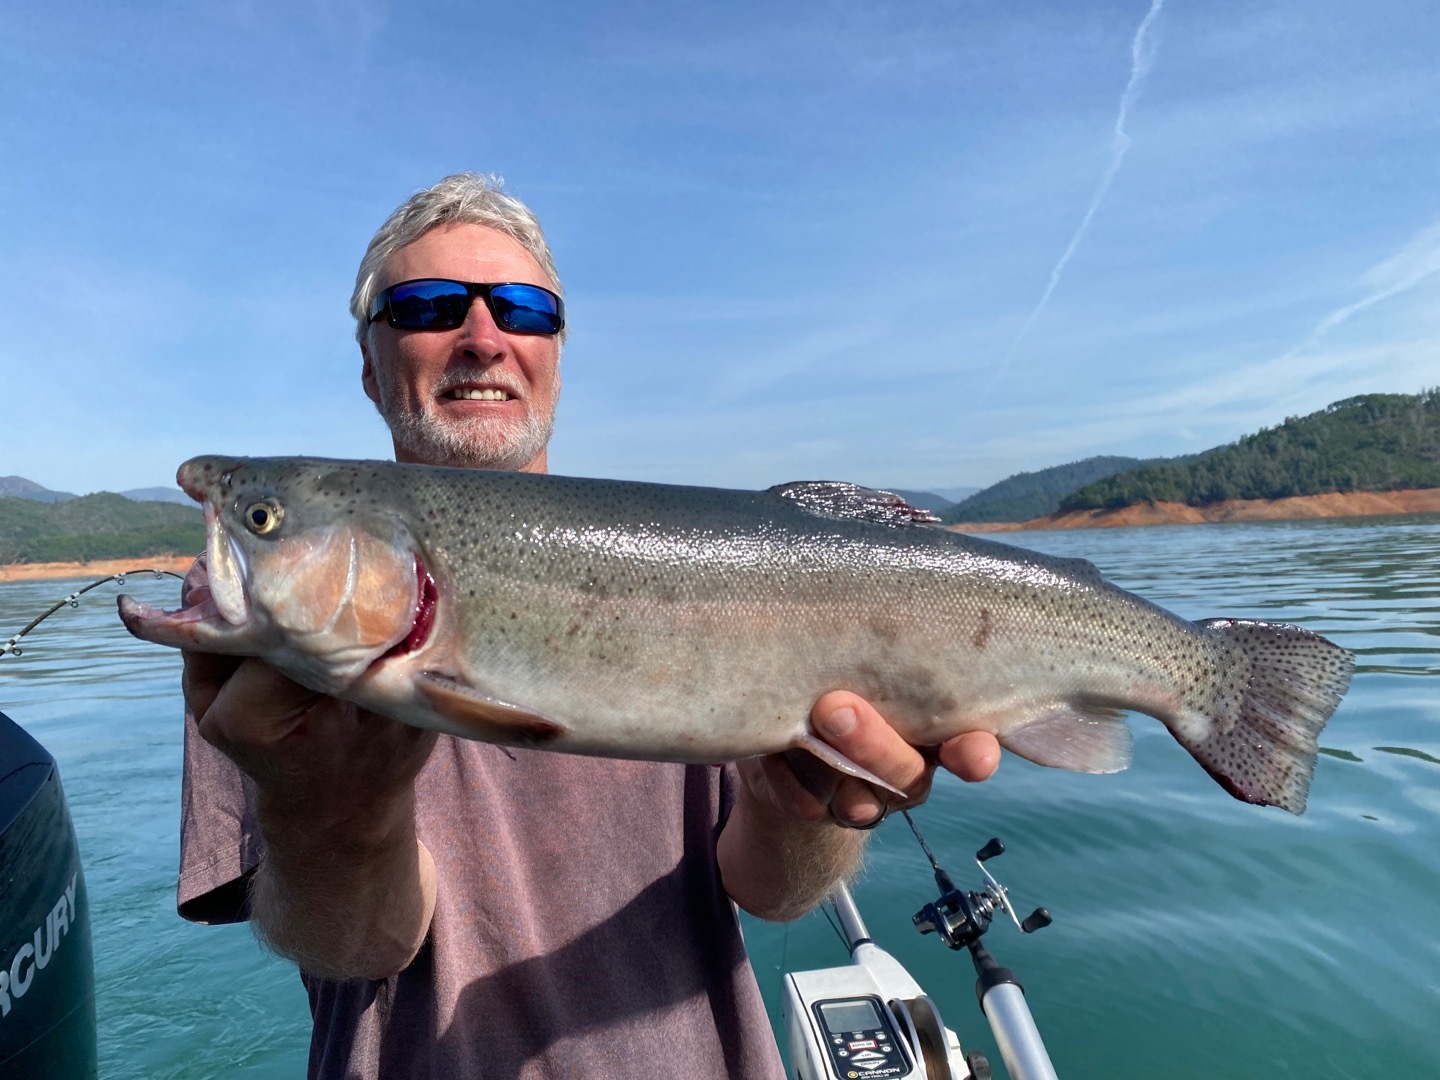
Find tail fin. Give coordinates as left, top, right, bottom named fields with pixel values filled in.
left=1180, top=619, right=1354, bottom=814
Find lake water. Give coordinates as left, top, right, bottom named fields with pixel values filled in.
left=1, top=515, right=1436, bottom=1078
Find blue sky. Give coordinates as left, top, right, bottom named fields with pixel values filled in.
left=3, top=0, right=1437, bottom=496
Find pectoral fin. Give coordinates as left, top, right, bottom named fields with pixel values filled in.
left=999, top=704, right=1133, bottom=773
left=417, top=673, right=567, bottom=746
left=790, top=733, right=908, bottom=797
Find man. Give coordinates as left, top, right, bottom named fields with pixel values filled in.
left=178, top=173, right=1001, bottom=1078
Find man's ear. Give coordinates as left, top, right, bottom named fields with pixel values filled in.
left=360, top=338, right=382, bottom=406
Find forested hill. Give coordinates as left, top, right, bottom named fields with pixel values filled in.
left=0, top=493, right=204, bottom=564
left=943, top=456, right=1152, bottom=524
left=1062, top=391, right=1440, bottom=512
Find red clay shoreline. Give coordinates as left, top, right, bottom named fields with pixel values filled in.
left=0, top=555, right=196, bottom=584
left=953, top=487, right=1440, bottom=534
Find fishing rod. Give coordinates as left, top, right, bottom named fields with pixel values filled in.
left=1, top=569, right=184, bottom=659
left=783, top=815, right=1058, bottom=1080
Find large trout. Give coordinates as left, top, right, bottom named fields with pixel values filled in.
left=119, top=456, right=1353, bottom=813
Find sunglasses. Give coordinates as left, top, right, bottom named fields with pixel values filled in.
left=368, top=278, right=565, bottom=335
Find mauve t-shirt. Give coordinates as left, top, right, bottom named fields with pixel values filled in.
left=178, top=714, right=787, bottom=1080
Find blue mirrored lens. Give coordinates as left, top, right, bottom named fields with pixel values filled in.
left=388, top=280, right=471, bottom=328
left=382, top=280, right=561, bottom=333
left=489, top=285, right=562, bottom=333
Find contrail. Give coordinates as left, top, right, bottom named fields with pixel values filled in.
left=1282, top=220, right=1440, bottom=359
left=980, top=0, right=1166, bottom=401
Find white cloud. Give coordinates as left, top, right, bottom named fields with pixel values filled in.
left=1284, top=221, right=1440, bottom=358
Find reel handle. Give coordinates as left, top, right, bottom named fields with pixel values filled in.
left=1021, top=908, right=1053, bottom=935
left=975, top=838, right=1005, bottom=863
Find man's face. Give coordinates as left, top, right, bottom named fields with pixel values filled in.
left=361, top=222, right=561, bottom=474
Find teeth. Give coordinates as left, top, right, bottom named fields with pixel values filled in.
left=449, top=388, right=511, bottom=401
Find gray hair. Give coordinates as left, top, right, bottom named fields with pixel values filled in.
left=349, top=172, right=564, bottom=343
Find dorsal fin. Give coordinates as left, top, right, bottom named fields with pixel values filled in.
left=767, top=481, right=941, bottom=527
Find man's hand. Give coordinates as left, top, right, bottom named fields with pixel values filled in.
left=718, top=693, right=1001, bottom=921
left=183, top=642, right=439, bottom=980
left=737, top=691, right=1001, bottom=829
left=185, top=651, right=436, bottom=826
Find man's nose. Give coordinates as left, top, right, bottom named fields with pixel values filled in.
left=453, top=296, right=507, bottom=358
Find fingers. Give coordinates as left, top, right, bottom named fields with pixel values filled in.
left=735, top=754, right=833, bottom=825
left=938, top=730, right=1002, bottom=783
left=811, top=691, right=935, bottom=828
left=190, top=656, right=323, bottom=753
left=811, top=691, right=933, bottom=799
left=191, top=655, right=437, bottom=809
left=180, top=649, right=243, bottom=722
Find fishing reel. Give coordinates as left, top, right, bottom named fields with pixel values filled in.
left=907, top=832, right=1058, bottom=1080
left=912, top=837, right=1053, bottom=952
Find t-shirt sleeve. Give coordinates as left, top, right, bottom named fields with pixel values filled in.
left=177, top=707, right=263, bottom=923
left=174, top=553, right=264, bottom=925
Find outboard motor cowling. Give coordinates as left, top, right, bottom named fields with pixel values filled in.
left=0, top=709, right=98, bottom=1079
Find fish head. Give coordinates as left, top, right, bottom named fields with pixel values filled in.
left=121, top=456, right=426, bottom=694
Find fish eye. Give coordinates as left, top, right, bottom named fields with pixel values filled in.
left=244, top=500, right=284, bottom=535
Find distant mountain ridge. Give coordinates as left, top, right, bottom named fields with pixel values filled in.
left=928, top=485, right=981, bottom=504
left=0, top=476, right=77, bottom=502
left=0, top=476, right=190, bottom=505
left=941, top=456, right=1191, bottom=524
left=1063, top=391, right=1440, bottom=511
left=888, top=489, right=954, bottom=514
left=933, top=391, right=1436, bottom=524
left=118, top=486, right=194, bottom=506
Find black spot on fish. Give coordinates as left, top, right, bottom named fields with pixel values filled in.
left=972, top=608, right=993, bottom=650
left=867, top=615, right=902, bottom=645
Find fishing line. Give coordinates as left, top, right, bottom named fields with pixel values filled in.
left=778, top=923, right=790, bottom=996
left=901, top=808, right=944, bottom=874
left=819, top=900, right=850, bottom=952
left=1, top=569, right=184, bottom=659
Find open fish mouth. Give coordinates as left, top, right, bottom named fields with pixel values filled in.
left=117, top=589, right=216, bottom=630
left=116, top=561, right=256, bottom=650
left=117, top=472, right=258, bottom=647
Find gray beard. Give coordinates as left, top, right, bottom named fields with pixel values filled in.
left=373, top=372, right=556, bottom=472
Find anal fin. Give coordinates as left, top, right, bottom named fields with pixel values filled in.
left=999, top=704, right=1133, bottom=774
left=417, top=673, right=567, bottom=747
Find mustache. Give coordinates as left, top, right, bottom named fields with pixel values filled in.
left=432, top=367, right=527, bottom=398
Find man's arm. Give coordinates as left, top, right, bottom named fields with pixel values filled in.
left=183, top=651, right=438, bottom=981
left=717, top=692, right=1001, bottom=922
